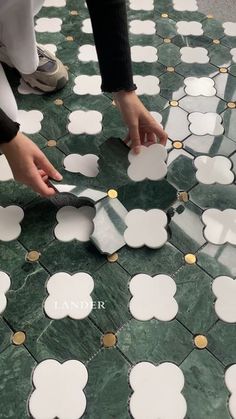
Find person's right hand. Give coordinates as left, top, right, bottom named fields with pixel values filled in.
left=0, top=132, right=62, bottom=197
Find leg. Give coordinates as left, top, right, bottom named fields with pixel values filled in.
left=0, top=63, right=18, bottom=120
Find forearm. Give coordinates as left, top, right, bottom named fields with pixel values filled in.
left=0, top=108, right=20, bottom=144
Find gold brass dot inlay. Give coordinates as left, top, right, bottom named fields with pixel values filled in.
left=107, top=253, right=118, bottom=263
left=219, top=67, right=228, bottom=73
left=178, top=192, right=189, bottom=202
left=12, top=331, right=26, bottom=346
left=66, top=36, right=74, bottom=41
left=207, top=14, right=214, bottom=19
left=173, top=141, right=183, bottom=149
left=184, top=253, right=197, bottom=264
left=164, top=38, right=171, bottom=43
left=47, top=140, right=57, bottom=147
left=70, top=10, right=78, bottom=15
left=227, top=102, right=236, bottom=109
left=26, top=251, right=41, bottom=262
left=194, top=335, right=208, bottom=349
left=213, top=39, right=220, bottom=44
left=107, top=189, right=118, bottom=199
left=54, top=98, right=63, bottom=106
left=167, top=66, right=175, bottom=72
left=170, top=100, right=179, bottom=107
left=161, top=13, right=169, bottom=18
left=102, top=333, right=117, bottom=348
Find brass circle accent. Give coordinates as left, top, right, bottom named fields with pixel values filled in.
left=207, top=14, right=214, bottom=19
left=167, top=66, right=175, bottom=72
left=12, top=331, right=26, bottom=346
left=70, top=10, right=78, bottom=15
left=26, top=250, right=41, bottom=262
left=54, top=98, right=63, bottom=106
left=102, top=333, right=117, bottom=348
left=164, top=38, right=171, bottom=43
left=194, top=335, right=208, bottom=349
left=173, top=141, right=183, bottom=149
left=47, top=140, right=57, bottom=147
left=213, top=39, right=220, bottom=44
left=161, top=13, right=169, bottom=18
left=227, top=102, right=236, bottom=109
left=184, top=253, right=197, bottom=264
left=107, top=189, right=118, bottom=199
left=178, top=191, right=189, bottom=202
left=219, top=67, right=228, bottom=73
left=170, top=100, right=179, bottom=107
left=107, top=253, right=118, bottom=263
left=66, top=35, right=74, bottom=41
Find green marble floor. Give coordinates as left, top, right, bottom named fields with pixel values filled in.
left=1, top=0, right=236, bottom=418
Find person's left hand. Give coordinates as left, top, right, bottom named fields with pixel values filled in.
left=113, top=90, right=168, bottom=154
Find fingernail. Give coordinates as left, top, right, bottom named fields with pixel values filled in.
left=54, top=172, right=63, bottom=181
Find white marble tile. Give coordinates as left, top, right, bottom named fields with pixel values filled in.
left=202, top=209, right=236, bottom=245
left=43, top=0, right=66, bottom=6
left=0, top=206, right=24, bottom=241
left=188, top=112, right=224, bottom=136
left=129, top=274, right=178, bottom=321
left=44, top=272, right=94, bottom=320
left=17, top=110, right=43, bottom=134
left=130, top=20, right=156, bottom=35
left=81, top=18, right=92, bottom=33
left=73, top=75, right=102, bottom=95
left=184, top=77, right=216, bottom=96
left=0, top=155, right=13, bottom=181
left=194, top=155, right=234, bottom=185
left=173, top=0, right=198, bottom=11
left=133, top=76, right=160, bottom=95
left=0, top=272, right=11, bottom=315
left=225, top=364, right=236, bottom=419
left=124, top=209, right=168, bottom=249
left=54, top=206, right=95, bottom=242
left=223, top=22, right=236, bottom=36
left=212, top=276, right=236, bottom=323
left=180, top=47, right=209, bottom=64
left=129, top=362, right=187, bottom=419
left=230, top=48, right=236, bottom=63
left=68, top=110, right=102, bottom=135
left=35, top=17, right=62, bottom=32
left=150, top=111, right=163, bottom=127
left=18, top=78, right=43, bottom=95
left=164, top=107, right=190, bottom=141
left=42, top=43, right=57, bottom=55
left=129, top=0, right=154, bottom=11
left=29, top=359, right=88, bottom=419
left=127, top=144, right=167, bottom=181
left=77, top=45, right=98, bottom=62
left=64, top=154, right=99, bottom=177
left=131, top=46, right=158, bottom=62
left=176, top=21, right=203, bottom=36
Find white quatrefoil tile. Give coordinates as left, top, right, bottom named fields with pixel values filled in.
left=124, top=209, right=168, bottom=249
left=223, top=22, right=236, bottom=36
left=64, top=154, right=99, bottom=177
left=73, top=75, right=102, bottom=95
left=0, top=272, right=11, bottom=315
left=43, top=0, right=66, bottom=6
left=29, top=359, right=88, bottom=419
left=184, top=77, right=216, bottom=96
left=35, top=18, right=62, bottom=33
left=225, top=365, right=236, bottom=419
left=81, top=18, right=92, bottom=33
left=173, top=0, right=198, bottom=11
left=54, top=206, right=95, bottom=242
left=127, top=144, right=167, bottom=182
left=18, top=78, right=43, bottom=95
left=176, top=21, right=203, bottom=36
left=212, top=276, right=236, bottom=323
left=44, top=272, right=94, bottom=320
left=188, top=112, right=224, bottom=136
left=129, top=362, right=187, bottom=419
left=231, top=48, right=236, bottom=63
left=68, top=110, right=102, bottom=135
left=129, top=274, right=178, bottom=321
left=202, top=209, right=236, bottom=245
left=129, top=0, right=154, bottom=11
left=0, top=155, right=13, bottom=181
left=77, top=45, right=98, bottom=62
left=133, top=75, right=160, bottom=95
left=17, top=110, right=43, bottom=134
left=180, top=47, right=209, bottom=64
left=194, top=156, right=234, bottom=185
left=0, top=206, right=24, bottom=241
left=130, top=20, right=156, bottom=35
left=131, top=46, right=158, bottom=63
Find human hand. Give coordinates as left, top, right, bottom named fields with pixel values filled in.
left=113, top=90, right=168, bottom=153
left=0, top=132, right=62, bottom=197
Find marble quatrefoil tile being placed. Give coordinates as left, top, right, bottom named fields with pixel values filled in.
left=44, top=272, right=94, bottom=320
left=212, top=276, right=236, bottom=323
left=63, top=154, right=99, bottom=177
left=127, top=144, right=167, bottom=181
left=202, top=209, right=236, bottom=245
left=129, top=362, right=187, bottom=419
left=68, top=110, right=102, bottom=135
left=184, top=77, right=216, bottom=96
left=194, top=156, right=234, bottom=185
left=35, top=17, right=62, bottom=32
left=180, top=47, right=209, bottom=64
left=129, top=20, right=156, bottom=35
left=0, top=155, right=13, bottom=181
left=176, top=21, right=203, bottom=36
left=129, top=0, right=154, bottom=11
left=0, top=272, right=11, bottom=315
left=54, top=206, right=95, bottom=242
left=124, top=209, right=168, bottom=249
left=29, top=359, right=88, bottom=419
left=129, top=274, right=178, bottom=321
left=73, top=75, right=102, bottom=95
left=0, top=206, right=24, bottom=241
left=188, top=113, right=224, bottom=136
left=225, top=365, right=236, bottom=419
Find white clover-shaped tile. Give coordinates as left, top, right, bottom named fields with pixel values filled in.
left=130, top=20, right=156, bottom=35
left=133, top=75, right=160, bottom=95
left=212, top=276, right=236, bottom=323
left=43, top=0, right=66, bottom=6
left=0, top=155, right=13, bottom=181
left=0, top=272, right=11, bottom=314
left=17, top=110, right=43, bottom=134
left=81, top=18, right=92, bottom=33
left=188, top=112, right=224, bottom=136
left=44, top=272, right=94, bottom=320
left=225, top=364, right=236, bottom=419
left=73, top=75, right=101, bottom=95
left=173, top=0, right=198, bottom=11
left=35, top=18, right=62, bottom=33
left=150, top=111, right=163, bottom=127
left=42, top=44, right=57, bottom=55
left=202, top=209, right=236, bottom=245
left=184, top=77, right=216, bottom=96
left=131, top=46, right=158, bottom=63
left=129, top=274, right=178, bottom=321
left=18, top=78, right=43, bottom=95
left=54, top=206, right=95, bottom=242
left=129, top=362, right=187, bottom=419
left=29, top=359, right=88, bottom=419
left=77, top=45, right=98, bottom=62
left=223, top=22, right=236, bottom=36
left=129, top=0, right=154, bottom=11
left=0, top=206, right=24, bottom=241
left=180, top=47, right=209, bottom=64
left=124, top=209, right=168, bottom=249
left=194, top=156, right=234, bottom=185
left=176, top=21, right=203, bottom=36
left=64, top=154, right=99, bottom=177
left=127, top=144, right=167, bottom=181
left=231, top=48, right=236, bottom=63
left=68, top=110, right=102, bottom=135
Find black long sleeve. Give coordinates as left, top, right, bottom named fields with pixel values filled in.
left=0, top=108, right=19, bottom=144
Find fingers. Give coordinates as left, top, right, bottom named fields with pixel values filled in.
left=153, top=125, right=168, bottom=146
left=129, top=125, right=141, bottom=154
left=35, top=152, right=63, bottom=181
left=26, top=165, right=56, bottom=197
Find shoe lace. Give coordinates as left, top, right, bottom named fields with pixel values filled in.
left=37, top=46, right=56, bottom=63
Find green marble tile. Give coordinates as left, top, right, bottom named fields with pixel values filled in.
left=66, top=0, right=89, bottom=18
left=117, top=318, right=193, bottom=364
left=159, top=71, right=185, bottom=101
left=221, top=36, right=236, bottom=49
left=153, top=0, right=175, bottom=14
left=202, top=19, right=225, bottom=40
left=132, top=61, right=166, bottom=77
left=190, top=183, right=236, bottom=210
left=222, top=108, right=236, bottom=143
left=36, top=31, right=66, bottom=46
left=129, top=33, right=163, bottom=47
left=157, top=43, right=181, bottom=67
left=167, top=152, right=197, bottom=191
left=179, top=95, right=226, bottom=114
left=37, top=6, right=68, bottom=19
left=169, top=11, right=206, bottom=23
left=174, top=264, right=217, bottom=334
left=208, top=321, right=236, bottom=366
left=40, top=102, right=70, bottom=140
left=172, top=35, right=211, bottom=49
left=176, top=62, right=219, bottom=78
left=181, top=349, right=230, bottom=419
left=214, top=73, right=236, bottom=102
left=197, top=243, right=236, bottom=277
left=208, top=44, right=233, bottom=68
left=155, top=17, right=177, bottom=39
left=84, top=348, right=131, bottom=419
left=0, top=345, right=36, bottom=419
left=63, top=92, right=111, bottom=113
left=0, top=317, right=12, bottom=354
left=102, top=105, right=127, bottom=141
left=229, top=64, right=236, bottom=77
left=57, top=133, right=105, bottom=155
left=184, top=134, right=236, bottom=157
left=0, top=180, right=37, bottom=208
